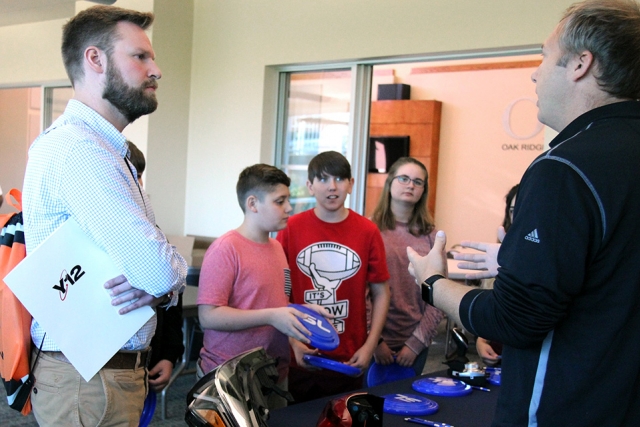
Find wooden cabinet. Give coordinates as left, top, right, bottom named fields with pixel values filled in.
left=365, top=100, right=442, bottom=217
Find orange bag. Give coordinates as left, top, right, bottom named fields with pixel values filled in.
left=0, top=189, right=33, bottom=415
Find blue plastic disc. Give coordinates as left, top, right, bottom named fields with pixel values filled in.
left=367, top=361, right=415, bottom=387
left=382, top=393, right=439, bottom=415
left=487, top=368, right=501, bottom=386
left=139, top=390, right=156, bottom=427
left=412, top=376, right=472, bottom=397
left=303, top=354, right=361, bottom=377
left=289, top=304, right=340, bottom=351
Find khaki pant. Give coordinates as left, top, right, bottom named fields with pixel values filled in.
left=31, top=351, right=147, bottom=427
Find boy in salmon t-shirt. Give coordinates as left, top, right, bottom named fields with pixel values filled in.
left=277, top=151, right=390, bottom=403
left=197, top=163, right=329, bottom=409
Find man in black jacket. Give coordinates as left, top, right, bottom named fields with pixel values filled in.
left=408, top=1, right=640, bottom=425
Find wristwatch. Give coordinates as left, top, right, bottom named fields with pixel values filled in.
left=421, top=274, right=445, bottom=305
left=158, top=292, right=174, bottom=308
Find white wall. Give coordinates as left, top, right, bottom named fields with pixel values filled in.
left=0, top=19, right=68, bottom=86
left=186, top=0, right=575, bottom=239
left=0, top=0, right=577, bottom=241
left=0, top=0, right=193, bottom=235
left=0, top=89, right=30, bottom=214
left=372, top=61, right=544, bottom=245
left=144, top=0, right=194, bottom=234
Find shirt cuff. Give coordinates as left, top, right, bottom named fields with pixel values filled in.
left=459, top=288, right=486, bottom=336
left=405, top=336, right=426, bottom=355
left=160, top=282, right=185, bottom=309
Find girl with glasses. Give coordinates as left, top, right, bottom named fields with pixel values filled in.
left=370, top=157, right=444, bottom=375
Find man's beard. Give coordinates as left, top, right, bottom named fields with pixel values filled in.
left=103, top=61, right=158, bottom=123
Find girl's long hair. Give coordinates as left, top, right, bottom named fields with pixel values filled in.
left=371, top=157, right=435, bottom=237
left=502, top=184, right=519, bottom=232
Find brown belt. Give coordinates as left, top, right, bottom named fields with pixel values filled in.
left=43, top=349, right=150, bottom=370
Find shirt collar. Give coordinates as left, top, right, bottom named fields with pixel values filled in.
left=64, top=99, right=129, bottom=158
left=550, top=100, right=640, bottom=148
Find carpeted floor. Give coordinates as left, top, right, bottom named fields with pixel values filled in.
left=0, top=318, right=481, bottom=426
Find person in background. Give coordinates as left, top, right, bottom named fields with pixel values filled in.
left=277, top=151, right=390, bottom=403
left=501, top=184, right=519, bottom=233
left=22, top=6, right=186, bottom=425
left=197, top=164, right=330, bottom=409
left=127, top=141, right=185, bottom=392
left=459, top=184, right=519, bottom=366
left=370, top=157, right=443, bottom=375
left=408, top=1, right=640, bottom=425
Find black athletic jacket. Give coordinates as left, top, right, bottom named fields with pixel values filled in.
left=460, top=101, right=640, bottom=426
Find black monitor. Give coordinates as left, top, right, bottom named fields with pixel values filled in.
left=368, top=136, right=410, bottom=173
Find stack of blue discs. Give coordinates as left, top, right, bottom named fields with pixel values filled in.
left=412, top=376, right=472, bottom=397
left=289, top=304, right=339, bottom=351
left=303, top=354, right=361, bottom=377
left=382, top=393, right=439, bottom=415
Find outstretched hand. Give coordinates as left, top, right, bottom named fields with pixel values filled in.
left=407, top=230, right=448, bottom=284
left=373, top=341, right=395, bottom=365
left=476, top=337, right=501, bottom=366
left=289, top=338, right=320, bottom=369
left=104, top=275, right=164, bottom=314
left=303, top=303, right=336, bottom=319
left=346, top=346, right=370, bottom=373
left=271, top=306, right=313, bottom=344
left=394, top=346, right=418, bottom=368
left=452, top=226, right=505, bottom=279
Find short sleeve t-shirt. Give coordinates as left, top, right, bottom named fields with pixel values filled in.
left=276, top=209, right=389, bottom=362
left=197, top=230, right=291, bottom=380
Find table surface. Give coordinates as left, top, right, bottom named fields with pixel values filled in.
left=269, top=370, right=499, bottom=427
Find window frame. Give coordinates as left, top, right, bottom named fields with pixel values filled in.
left=267, top=45, right=541, bottom=215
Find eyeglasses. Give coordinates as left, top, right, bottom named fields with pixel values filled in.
left=393, top=175, right=425, bottom=187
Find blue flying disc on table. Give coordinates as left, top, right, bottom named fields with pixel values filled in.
left=367, top=360, right=415, bottom=387
left=303, top=354, right=361, bottom=377
left=289, top=304, right=339, bottom=351
left=382, top=393, right=439, bottom=416
left=412, top=376, right=472, bottom=397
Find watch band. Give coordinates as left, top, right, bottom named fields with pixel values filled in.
left=421, top=274, right=445, bottom=305
left=158, top=292, right=173, bottom=308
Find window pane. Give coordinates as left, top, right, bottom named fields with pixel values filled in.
left=51, top=87, right=73, bottom=123
left=281, top=70, right=352, bottom=214
left=44, top=86, right=73, bottom=128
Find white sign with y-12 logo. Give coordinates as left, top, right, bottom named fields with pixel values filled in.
left=4, top=217, right=153, bottom=381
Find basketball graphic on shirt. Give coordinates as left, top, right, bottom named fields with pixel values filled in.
left=297, top=242, right=361, bottom=281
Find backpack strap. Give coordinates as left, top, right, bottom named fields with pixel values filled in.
left=1, top=189, right=23, bottom=232
left=4, top=189, right=22, bottom=212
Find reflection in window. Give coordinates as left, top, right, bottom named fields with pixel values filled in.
left=280, top=71, right=352, bottom=214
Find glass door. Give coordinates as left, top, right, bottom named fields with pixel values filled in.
left=275, top=66, right=372, bottom=214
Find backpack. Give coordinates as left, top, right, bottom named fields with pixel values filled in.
left=0, top=189, right=34, bottom=414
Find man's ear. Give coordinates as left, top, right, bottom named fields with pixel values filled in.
left=85, top=46, right=106, bottom=74
left=571, top=50, right=594, bottom=81
left=306, top=180, right=315, bottom=196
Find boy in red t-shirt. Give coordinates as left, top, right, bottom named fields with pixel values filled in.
left=197, top=164, right=329, bottom=409
left=277, top=151, right=390, bottom=402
